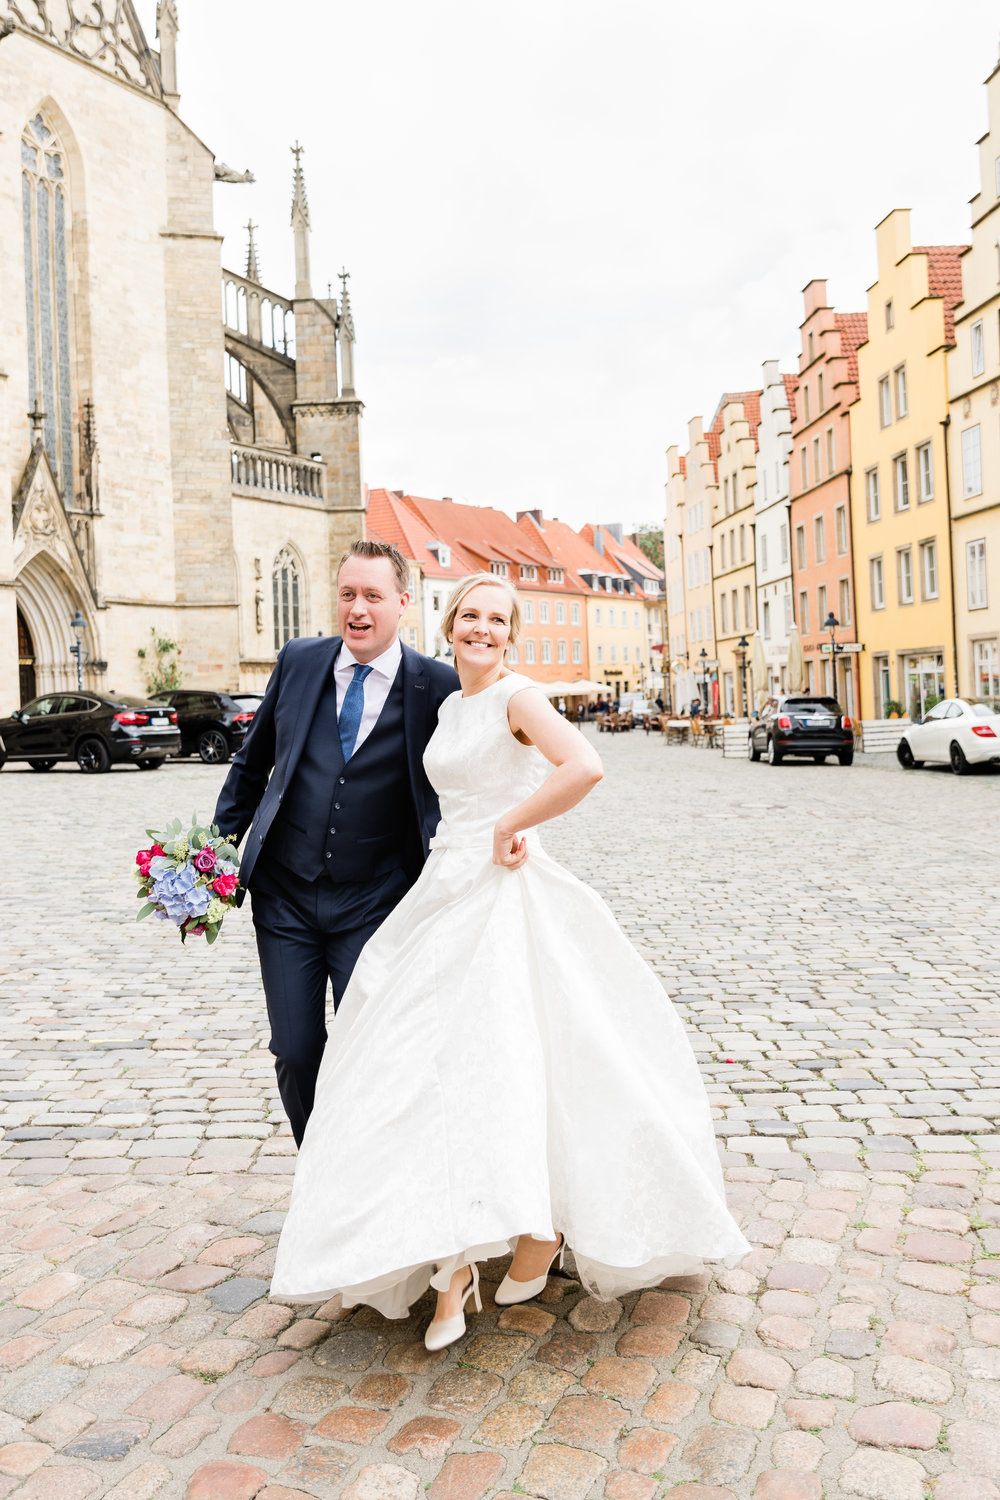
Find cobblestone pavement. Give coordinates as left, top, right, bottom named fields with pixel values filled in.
left=1, top=735, right=1000, bottom=1500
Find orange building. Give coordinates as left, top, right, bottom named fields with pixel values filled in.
left=788, top=281, right=867, bottom=709
left=392, top=493, right=589, bottom=685
left=366, top=487, right=469, bottom=655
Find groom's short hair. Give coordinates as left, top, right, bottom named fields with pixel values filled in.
left=338, top=539, right=410, bottom=596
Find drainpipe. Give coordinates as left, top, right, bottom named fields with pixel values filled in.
left=941, top=415, right=960, bottom=697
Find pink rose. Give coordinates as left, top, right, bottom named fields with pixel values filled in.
left=136, top=843, right=165, bottom=877
left=212, top=872, right=238, bottom=900
left=192, top=847, right=217, bottom=873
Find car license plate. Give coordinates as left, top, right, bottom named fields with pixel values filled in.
left=150, top=716, right=169, bottom=727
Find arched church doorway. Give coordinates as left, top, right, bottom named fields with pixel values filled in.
left=17, top=609, right=37, bottom=705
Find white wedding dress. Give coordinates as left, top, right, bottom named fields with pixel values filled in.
left=270, top=673, right=749, bottom=1315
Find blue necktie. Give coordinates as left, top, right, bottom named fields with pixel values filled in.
left=339, top=663, right=373, bottom=761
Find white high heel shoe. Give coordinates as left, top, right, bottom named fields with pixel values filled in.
left=424, top=1262, right=482, bottom=1351
left=494, top=1234, right=565, bottom=1306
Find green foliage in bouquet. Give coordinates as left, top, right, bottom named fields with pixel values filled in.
left=134, top=816, right=241, bottom=945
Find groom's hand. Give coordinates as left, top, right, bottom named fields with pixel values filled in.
left=493, top=824, right=527, bottom=870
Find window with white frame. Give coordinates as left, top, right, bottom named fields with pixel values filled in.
left=608, top=607, right=616, bottom=627
left=739, top=525, right=746, bottom=562
left=920, top=539, right=939, bottom=600
left=689, top=611, right=696, bottom=643
left=972, top=320, right=986, bottom=378
left=917, top=443, right=934, bottom=502
left=702, top=545, right=710, bottom=579
left=759, top=533, right=768, bottom=572
left=885, top=300, right=894, bottom=330
left=539, top=600, right=550, bottom=624
left=812, top=435, right=821, bottom=482
left=870, top=556, right=885, bottom=610
left=732, top=589, right=739, bottom=629
left=835, top=504, right=848, bottom=555
left=633, top=609, right=640, bottom=628
left=838, top=576, right=851, bottom=626
left=273, top=547, right=302, bottom=651
left=803, top=384, right=811, bottom=423
left=555, top=601, right=566, bottom=625
left=547, top=568, right=564, bottom=584
left=489, top=560, right=509, bottom=578
left=893, top=453, right=910, bottom=510
left=610, top=644, right=618, bottom=663
left=895, top=365, right=908, bottom=418
left=570, top=602, right=580, bottom=625
left=743, top=585, right=752, bottom=629
left=780, top=524, right=789, bottom=563
left=967, top=538, right=987, bottom=609
left=865, top=466, right=881, bottom=522
left=596, top=643, right=604, bottom=664
left=541, top=638, right=552, bottom=663
left=720, top=594, right=729, bottom=632
left=974, top=638, right=999, bottom=699
left=520, top=564, right=536, bottom=581
left=723, top=476, right=730, bottom=513
left=826, top=427, right=835, bottom=475
left=795, top=525, right=806, bottom=570
left=572, top=640, right=582, bottom=664
left=897, top=546, right=914, bottom=605
left=800, top=446, right=808, bottom=488
left=593, top=605, right=601, bottom=625
left=720, top=534, right=727, bottom=569
left=523, top=599, right=534, bottom=623
left=818, top=371, right=825, bottom=410
left=879, top=376, right=892, bottom=427
left=524, top=638, right=536, bottom=663
left=783, top=592, right=792, bottom=630
left=817, top=583, right=828, bottom=624
left=557, top=639, right=567, bottom=663
left=507, top=641, right=519, bottom=663
left=762, top=600, right=771, bottom=639
left=962, top=426, right=983, bottom=497
left=814, top=515, right=826, bottom=564
left=623, top=644, right=630, bottom=663
left=798, top=590, right=810, bottom=633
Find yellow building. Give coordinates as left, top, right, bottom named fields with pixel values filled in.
left=946, top=62, right=1000, bottom=707
left=710, top=394, right=760, bottom=715
left=851, top=211, right=964, bottom=719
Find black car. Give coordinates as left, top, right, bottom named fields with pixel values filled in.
left=0, top=693, right=180, bottom=773
left=149, top=689, right=263, bottom=764
left=748, top=694, right=854, bottom=766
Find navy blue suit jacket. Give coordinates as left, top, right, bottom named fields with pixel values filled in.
left=212, top=636, right=459, bottom=895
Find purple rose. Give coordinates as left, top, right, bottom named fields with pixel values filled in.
left=192, top=847, right=217, bottom=874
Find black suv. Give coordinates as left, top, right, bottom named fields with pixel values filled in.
left=748, top=694, right=854, bottom=766
left=149, top=690, right=263, bottom=763
left=0, top=693, right=180, bottom=773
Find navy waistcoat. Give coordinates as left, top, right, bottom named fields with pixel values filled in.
left=262, top=662, right=419, bottom=884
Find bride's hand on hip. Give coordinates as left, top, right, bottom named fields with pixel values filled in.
left=493, top=823, right=527, bottom=870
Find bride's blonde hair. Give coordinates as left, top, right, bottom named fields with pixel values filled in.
left=441, top=572, right=522, bottom=645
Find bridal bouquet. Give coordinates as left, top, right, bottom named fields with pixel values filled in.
left=134, top=817, right=240, bottom=944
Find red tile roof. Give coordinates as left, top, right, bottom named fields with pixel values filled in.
left=833, top=312, right=868, bottom=387
left=600, top=529, right=664, bottom=585
left=709, top=390, right=762, bottom=445
left=521, top=516, right=623, bottom=595
left=366, top=489, right=472, bottom=579
left=396, top=493, right=584, bottom=594
left=782, top=372, right=799, bottom=424
left=914, top=244, right=967, bottom=345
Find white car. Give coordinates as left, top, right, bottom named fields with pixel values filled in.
left=896, top=697, right=1000, bottom=775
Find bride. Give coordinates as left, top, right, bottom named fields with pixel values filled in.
left=270, top=571, right=749, bottom=1348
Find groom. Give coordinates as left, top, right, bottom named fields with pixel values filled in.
left=213, top=540, right=459, bottom=1146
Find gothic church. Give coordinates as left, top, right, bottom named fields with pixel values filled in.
left=1, top=1, right=365, bottom=708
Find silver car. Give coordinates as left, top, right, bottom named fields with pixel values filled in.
left=896, top=697, right=1000, bottom=775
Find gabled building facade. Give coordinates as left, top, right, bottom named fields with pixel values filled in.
left=710, top=393, right=760, bottom=714
left=665, top=419, right=718, bottom=711
left=788, top=281, right=866, bottom=708
left=946, top=61, right=1000, bottom=708
left=851, top=211, right=964, bottom=719
left=754, top=362, right=797, bottom=695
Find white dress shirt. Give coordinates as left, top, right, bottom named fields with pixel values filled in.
left=335, top=637, right=403, bottom=753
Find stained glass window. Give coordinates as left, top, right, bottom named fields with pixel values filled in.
left=21, top=114, right=73, bottom=498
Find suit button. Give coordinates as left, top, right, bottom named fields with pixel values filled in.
left=334, top=803, right=341, bottom=810
left=338, top=776, right=345, bottom=784
left=329, top=827, right=336, bottom=836
left=258, top=833, right=263, bottom=842
left=325, top=851, right=332, bottom=859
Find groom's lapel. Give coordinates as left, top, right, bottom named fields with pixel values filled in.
left=401, top=642, right=429, bottom=784
left=285, top=637, right=343, bottom=783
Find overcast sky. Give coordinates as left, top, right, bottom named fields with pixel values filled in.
left=136, top=1, right=1000, bottom=530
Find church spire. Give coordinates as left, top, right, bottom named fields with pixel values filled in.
left=156, top=0, right=180, bottom=105
left=339, top=269, right=357, bottom=397
left=290, top=141, right=311, bottom=299
left=245, top=219, right=261, bottom=284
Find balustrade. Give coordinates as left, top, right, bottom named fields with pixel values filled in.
left=231, top=444, right=325, bottom=500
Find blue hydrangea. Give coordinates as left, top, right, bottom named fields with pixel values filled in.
left=151, top=862, right=210, bottom=924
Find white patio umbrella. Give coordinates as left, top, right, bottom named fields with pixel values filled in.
left=538, top=680, right=579, bottom=697
left=786, top=625, right=805, bottom=693
left=751, top=632, right=769, bottom=710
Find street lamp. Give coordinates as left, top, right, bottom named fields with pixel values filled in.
left=823, top=611, right=841, bottom=697
left=734, top=634, right=749, bottom=719
left=698, top=646, right=709, bottom=713
left=69, top=609, right=87, bottom=691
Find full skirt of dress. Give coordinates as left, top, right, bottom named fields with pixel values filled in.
left=270, top=835, right=750, bottom=1316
